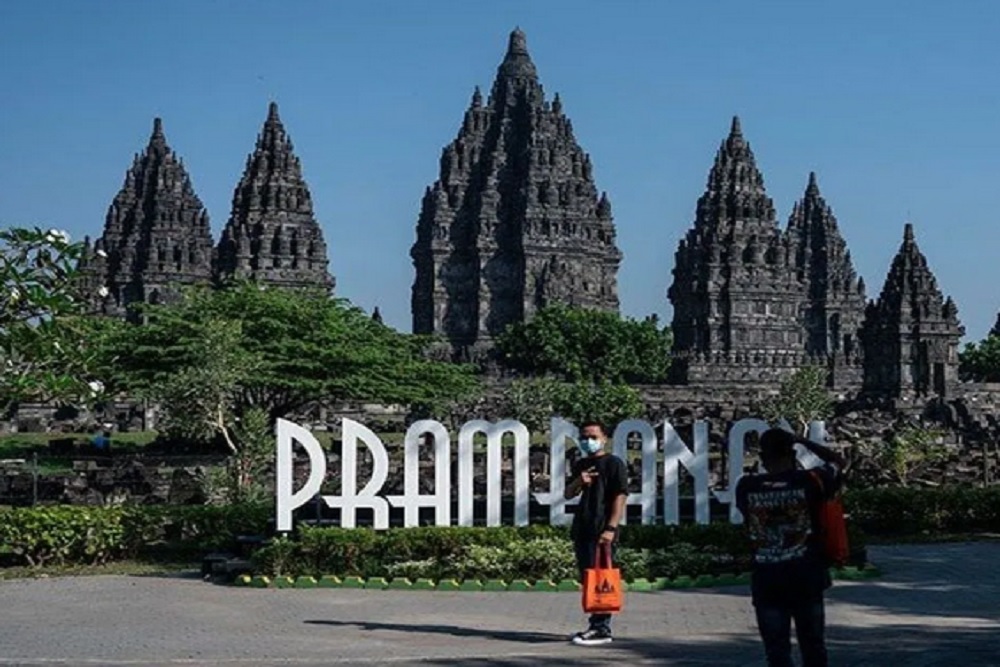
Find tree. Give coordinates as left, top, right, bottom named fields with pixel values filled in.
left=855, top=424, right=948, bottom=487
left=104, top=282, right=481, bottom=432
left=496, top=305, right=672, bottom=384
left=760, top=365, right=833, bottom=435
left=0, top=226, right=103, bottom=412
left=551, top=381, right=645, bottom=428
left=959, top=335, right=1000, bottom=382
left=498, top=377, right=644, bottom=431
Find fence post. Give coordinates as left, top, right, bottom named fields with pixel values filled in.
left=32, top=451, right=38, bottom=506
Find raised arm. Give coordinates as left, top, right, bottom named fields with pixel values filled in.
left=794, top=433, right=847, bottom=470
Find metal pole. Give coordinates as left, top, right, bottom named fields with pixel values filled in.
left=32, top=451, right=38, bottom=506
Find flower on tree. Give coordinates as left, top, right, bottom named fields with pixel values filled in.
left=45, top=229, right=71, bottom=245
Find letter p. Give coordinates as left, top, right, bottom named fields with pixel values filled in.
left=276, top=418, right=327, bottom=532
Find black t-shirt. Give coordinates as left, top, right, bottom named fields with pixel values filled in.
left=735, top=462, right=842, bottom=605
left=570, top=453, right=628, bottom=542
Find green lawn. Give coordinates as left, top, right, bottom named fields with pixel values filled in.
left=0, top=432, right=160, bottom=474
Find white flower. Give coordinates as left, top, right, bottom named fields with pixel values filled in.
left=88, top=380, right=105, bottom=395
left=98, top=286, right=110, bottom=298
left=45, top=229, right=71, bottom=244
left=9, top=286, right=20, bottom=302
left=96, top=249, right=108, bottom=258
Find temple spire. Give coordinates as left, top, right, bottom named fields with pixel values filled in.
left=863, top=221, right=964, bottom=397
left=730, top=115, right=742, bottom=138
left=411, top=29, right=619, bottom=356
left=81, top=117, right=213, bottom=319
left=507, top=26, right=528, bottom=56
left=806, top=171, right=819, bottom=196
left=497, top=26, right=538, bottom=82
left=215, top=102, right=333, bottom=292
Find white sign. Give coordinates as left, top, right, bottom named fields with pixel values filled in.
left=275, top=417, right=829, bottom=532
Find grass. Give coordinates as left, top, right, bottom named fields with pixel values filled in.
left=0, top=432, right=161, bottom=474
left=0, top=431, right=158, bottom=457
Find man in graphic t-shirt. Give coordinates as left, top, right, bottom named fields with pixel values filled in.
left=564, top=420, right=628, bottom=646
left=736, top=428, right=846, bottom=667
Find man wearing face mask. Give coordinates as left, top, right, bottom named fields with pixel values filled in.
left=565, top=420, right=628, bottom=646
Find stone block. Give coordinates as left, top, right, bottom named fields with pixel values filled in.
left=713, top=574, right=744, bottom=587
left=625, top=578, right=654, bottom=592
left=531, top=580, right=559, bottom=592
left=386, top=578, right=413, bottom=590
left=482, top=579, right=508, bottom=591
left=365, top=577, right=389, bottom=590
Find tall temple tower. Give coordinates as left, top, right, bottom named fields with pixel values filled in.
left=215, top=102, right=333, bottom=291
left=668, top=117, right=805, bottom=385
left=78, top=118, right=215, bottom=319
left=410, top=28, right=621, bottom=359
left=786, top=172, right=868, bottom=386
left=862, top=223, right=964, bottom=397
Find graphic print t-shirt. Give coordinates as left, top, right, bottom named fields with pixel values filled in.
left=735, top=463, right=841, bottom=566
left=735, top=463, right=841, bottom=603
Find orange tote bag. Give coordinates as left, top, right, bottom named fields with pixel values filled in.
left=582, top=543, right=623, bottom=614
left=809, top=471, right=850, bottom=567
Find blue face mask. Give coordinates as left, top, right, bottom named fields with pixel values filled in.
left=580, top=437, right=603, bottom=455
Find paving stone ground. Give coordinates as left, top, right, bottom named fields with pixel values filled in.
left=1, top=543, right=998, bottom=666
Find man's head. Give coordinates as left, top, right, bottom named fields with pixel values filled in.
left=759, top=428, right=797, bottom=471
left=579, top=420, right=608, bottom=456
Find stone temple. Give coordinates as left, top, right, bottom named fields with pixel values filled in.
left=668, top=118, right=962, bottom=396
left=409, top=28, right=622, bottom=360
left=72, top=29, right=966, bottom=400
left=215, top=102, right=333, bottom=291
left=77, top=118, right=216, bottom=319
left=78, top=103, right=333, bottom=319
left=862, top=224, right=965, bottom=397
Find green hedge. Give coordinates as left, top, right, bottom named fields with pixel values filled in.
left=249, top=524, right=754, bottom=582
left=3, top=485, right=997, bottom=572
left=845, top=486, right=1000, bottom=536
left=0, top=503, right=271, bottom=568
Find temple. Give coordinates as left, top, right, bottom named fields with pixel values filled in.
left=409, top=28, right=622, bottom=359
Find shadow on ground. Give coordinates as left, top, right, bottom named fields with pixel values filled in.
left=305, top=619, right=567, bottom=644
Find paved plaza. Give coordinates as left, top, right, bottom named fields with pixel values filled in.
left=1, top=542, right=998, bottom=666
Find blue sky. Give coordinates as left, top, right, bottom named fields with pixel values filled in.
left=2, top=1, right=998, bottom=341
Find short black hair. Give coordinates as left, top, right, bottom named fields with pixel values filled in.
left=759, top=428, right=796, bottom=461
left=580, top=420, right=607, bottom=436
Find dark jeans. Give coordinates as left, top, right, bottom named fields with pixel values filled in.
left=754, top=598, right=827, bottom=667
left=574, top=539, right=615, bottom=632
